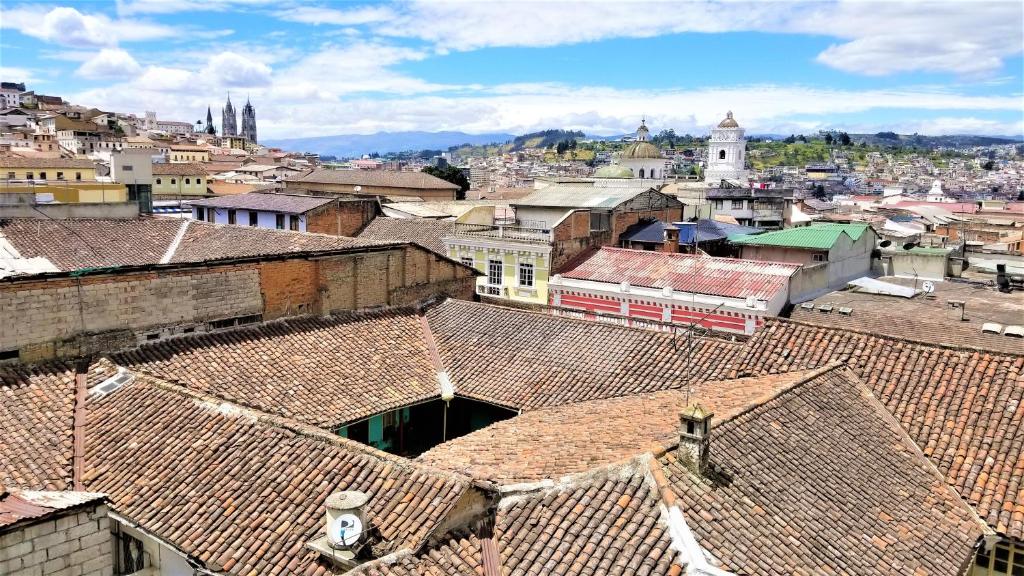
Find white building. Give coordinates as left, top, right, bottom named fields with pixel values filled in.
left=617, top=120, right=668, bottom=179
left=704, top=111, right=748, bottom=184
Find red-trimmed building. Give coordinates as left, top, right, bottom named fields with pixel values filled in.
left=549, top=247, right=800, bottom=335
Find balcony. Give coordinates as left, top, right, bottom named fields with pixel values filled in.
left=452, top=222, right=553, bottom=245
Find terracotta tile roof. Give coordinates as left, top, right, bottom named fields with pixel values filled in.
left=291, top=168, right=460, bottom=190
left=733, top=318, right=1024, bottom=539
left=355, top=460, right=680, bottom=576
left=0, top=155, right=97, bottom=168
left=187, top=192, right=335, bottom=214
left=0, top=218, right=388, bottom=275
left=790, top=277, right=1024, bottom=355
left=0, top=361, right=116, bottom=491
left=417, top=371, right=813, bottom=483
left=425, top=299, right=743, bottom=410
left=112, top=309, right=441, bottom=429
left=657, top=365, right=988, bottom=576
left=357, top=217, right=456, bottom=255
left=560, top=247, right=800, bottom=300
left=151, top=162, right=209, bottom=176
left=83, top=376, right=472, bottom=575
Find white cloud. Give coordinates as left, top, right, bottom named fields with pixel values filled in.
left=0, top=65, right=37, bottom=83
left=335, top=0, right=1023, bottom=77
left=201, top=52, right=273, bottom=87
left=276, top=5, right=395, bottom=26
left=0, top=5, right=178, bottom=47
left=115, top=0, right=275, bottom=16
left=75, top=48, right=143, bottom=80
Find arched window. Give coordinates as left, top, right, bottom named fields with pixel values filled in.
left=639, top=168, right=645, bottom=178
left=719, top=150, right=726, bottom=160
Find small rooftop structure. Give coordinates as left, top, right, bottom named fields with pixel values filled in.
left=731, top=222, right=871, bottom=250
left=187, top=192, right=335, bottom=214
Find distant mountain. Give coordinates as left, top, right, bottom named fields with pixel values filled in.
left=263, top=131, right=516, bottom=158
left=849, top=133, right=1022, bottom=148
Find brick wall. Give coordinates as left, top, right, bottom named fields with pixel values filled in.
left=1, top=267, right=263, bottom=363
left=305, top=199, right=378, bottom=236
left=0, top=503, right=114, bottom=576
left=2, top=246, right=477, bottom=362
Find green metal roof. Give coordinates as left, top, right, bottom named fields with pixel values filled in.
left=731, top=223, right=872, bottom=250
left=907, top=246, right=950, bottom=256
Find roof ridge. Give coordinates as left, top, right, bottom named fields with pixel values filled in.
left=108, top=371, right=476, bottom=485
left=647, top=364, right=846, bottom=458
left=832, top=366, right=997, bottom=538
left=765, top=316, right=1024, bottom=358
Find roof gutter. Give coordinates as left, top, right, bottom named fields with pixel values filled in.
left=72, top=359, right=88, bottom=491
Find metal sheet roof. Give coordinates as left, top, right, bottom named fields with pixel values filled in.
left=560, top=247, right=800, bottom=300
left=731, top=223, right=871, bottom=250
left=622, top=219, right=763, bottom=244
left=513, top=183, right=655, bottom=209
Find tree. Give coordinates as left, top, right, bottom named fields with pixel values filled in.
left=982, top=160, right=995, bottom=170
left=556, top=140, right=569, bottom=155
left=875, top=131, right=899, bottom=141
left=797, top=135, right=807, bottom=143
left=824, top=133, right=834, bottom=146
left=813, top=184, right=827, bottom=199
left=783, top=135, right=797, bottom=144
left=422, top=165, right=469, bottom=200
left=839, top=132, right=851, bottom=146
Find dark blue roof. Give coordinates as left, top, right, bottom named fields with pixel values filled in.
left=621, top=219, right=764, bottom=245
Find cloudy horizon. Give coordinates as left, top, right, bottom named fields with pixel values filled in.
left=2, top=0, right=1022, bottom=139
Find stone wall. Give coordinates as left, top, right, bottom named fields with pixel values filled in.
left=2, top=246, right=477, bottom=362
left=0, top=503, right=114, bottom=576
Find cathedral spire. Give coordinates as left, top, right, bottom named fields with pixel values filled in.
left=222, top=93, right=238, bottom=137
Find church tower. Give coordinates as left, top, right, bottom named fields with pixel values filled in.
left=704, top=111, right=748, bottom=185
left=205, top=106, right=216, bottom=135
left=241, top=97, right=257, bottom=144
left=222, top=94, right=238, bottom=137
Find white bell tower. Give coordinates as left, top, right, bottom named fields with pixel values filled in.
left=705, top=111, right=748, bottom=185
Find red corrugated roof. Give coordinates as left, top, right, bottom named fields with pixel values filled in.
left=560, top=247, right=799, bottom=300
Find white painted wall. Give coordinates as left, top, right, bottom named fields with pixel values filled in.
left=190, top=207, right=307, bottom=231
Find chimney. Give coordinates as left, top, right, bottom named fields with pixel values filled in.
left=306, top=491, right=370, bottom=568
left=679, top=403, right=713, bottom=472
left=996, top=263, right=1011, bottom=293
left=662, top=223, right=680, bottom=253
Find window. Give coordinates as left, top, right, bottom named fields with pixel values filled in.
left=973, top=541, right=1024, bottom=575
left=170, top=178, right=176, bottom=185
left=487, top=259, right=503, bottom=286
left=56, top=171, right=64, bottom=180
left=590, top=211, right=610, bottom=232
left=75, top=172, right=81, bottom=181
left=731, top=199, right=745, bottom=210
left=155, top=178, right=162, bottom=185
left=289, top=215, right=300, bottom=231
left=461, top=257, right=474, bottom=268
left=6, top=172, right=14, bottom=179
left=249, top=211, right=258, bottom=226
left=196, top=178, right=202, bottom=186
left=25, top=172, right=33, bottom=180
left=712, top=199, right=724, bottom=210
left=122, top=165, right=133, bottom=171
left=518, top=263, right=534, bottom=287
left=114, top=531, right=146, bottom=575
left=276, top=214, right=285, bottom=229
left=813, top=253, right=827, bottom=262
left=196, top=207, right=205, bottom=221
left=185, top=178, right=190, bottom=185
left=638, top=168, right=645, bottom=178
left=718, top=149, right=726, bottom=160
left=228, top=209, right=236, bottom=225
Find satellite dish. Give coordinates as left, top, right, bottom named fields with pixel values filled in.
left=921, top=280, right=935, bottom=294
left=327, top=514, right=363, bottom=549
left=902, top=242, right=917, bottom=251
left=354, top=185, right=362, bottom=192
left=879, top=240, right=892, bottom=248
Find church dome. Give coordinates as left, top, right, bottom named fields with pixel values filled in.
left=594, top=165, right=634, bottom=179
left=621, top=141, right=662, bottom=159
left=717, top=111, right=739, bottom=128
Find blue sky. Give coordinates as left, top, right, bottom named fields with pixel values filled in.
left=1, top=0, right=1022, bottom=139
